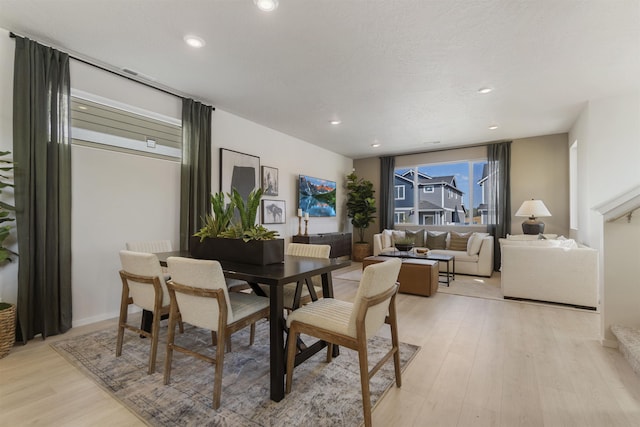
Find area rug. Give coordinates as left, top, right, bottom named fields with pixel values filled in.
left=51, top=319, right=419, bottom=427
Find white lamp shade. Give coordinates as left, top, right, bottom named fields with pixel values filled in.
left=515, top=199, right=552, bottom=218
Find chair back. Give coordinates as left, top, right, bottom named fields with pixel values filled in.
left=286, top=243, right=331, bottom=259
left=349, top=258, right=402, bottom=338
left=119, top=250, right=169, bottom=310
left=166, top=257, right=231, bottom=330
left=126, top=239, right=172, bottom=253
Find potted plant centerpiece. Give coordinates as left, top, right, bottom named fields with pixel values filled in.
left=0, top=150, right=16, bottom=359
left=191, top=188, right=284, bottom=265
left=346, top=172, right=376, bottom=261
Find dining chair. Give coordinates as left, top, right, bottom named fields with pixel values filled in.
left=285, top=257, right=402, bottom=427
left=258, top=243, right=331, bottom=310
left=164, top=256, right=270, bottom=409
left=117, top=250, right=183, bottom=374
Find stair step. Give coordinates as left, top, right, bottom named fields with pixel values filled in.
left=611, top=324, right=640, bottom=375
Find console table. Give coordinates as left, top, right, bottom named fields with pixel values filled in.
left=292, top=232, right=352, bottom=258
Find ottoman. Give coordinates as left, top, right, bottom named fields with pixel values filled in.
left=362, top=256, right=439, bottom=297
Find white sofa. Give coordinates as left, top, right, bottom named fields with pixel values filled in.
left=373, top=229, right=494, bottom=277
left=499, top=236, right=598, bottom=309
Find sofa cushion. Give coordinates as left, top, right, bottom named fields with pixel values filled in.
left=426, top=231, right=447, bottom=249
left=467, top=232, right=490, bottom=256
left=405, top=229, right=426, bottom=247
left=449, top=231, right=471, bottom=251
left=431, top=249, right=479, bottom=263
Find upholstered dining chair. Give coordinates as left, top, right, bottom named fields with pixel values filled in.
left=117, top=250, right=183, bottom=374
left=163, top=256, right=270, bottom=409
left=285, top=258, right=402, bottom=427
left=259, top=243, right=331, bottom=310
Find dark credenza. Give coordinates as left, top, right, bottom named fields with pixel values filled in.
left=292, top=232, right=352, bottom=258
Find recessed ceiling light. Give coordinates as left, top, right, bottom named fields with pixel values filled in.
left=330, top=120, right=341, bottom=125
left=371, top=143, right=381, bottom=148
left=478, top=87, right=493, bottom=94
left=78, top=105, right=88, bottom=110
left=254, top=0, right=278, bottom=11
left=489, top=125, right=499, bottom=130
left=184, top=35, right=205, bottom=48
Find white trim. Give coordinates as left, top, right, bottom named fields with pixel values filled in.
left=71, top=88, right=182, bottom=126
left=72, top=127, right=182, bottom=158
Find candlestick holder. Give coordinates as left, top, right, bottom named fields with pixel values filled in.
left=304, top=219, right=309, bottom=236
left=297, top=216, right=302, bottom=236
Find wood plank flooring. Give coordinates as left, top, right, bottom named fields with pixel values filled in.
left=2, top=263, right=640, bottom=426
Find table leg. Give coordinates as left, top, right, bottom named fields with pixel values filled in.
left=269, top=283, right=285, bottom=401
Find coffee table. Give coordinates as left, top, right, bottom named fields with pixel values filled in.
left=380, top=250, right=455, bottom=286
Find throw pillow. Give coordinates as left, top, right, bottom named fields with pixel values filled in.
left=426, top=231, right=447, bottom=249
left=381, top=229, right=393, bottom=248
left=391, top=230, right=405, bottom=245
left=449, top=231, right=471, bottom=251
left=467, top=232, right=490, bottom=256
left=405, top=229, right=426, bottom=247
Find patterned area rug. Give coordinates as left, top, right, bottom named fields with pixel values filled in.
left=51, top=319, right=419, bottom=427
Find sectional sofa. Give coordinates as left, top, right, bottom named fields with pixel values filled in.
left=372, top=228, right=494, bottom=277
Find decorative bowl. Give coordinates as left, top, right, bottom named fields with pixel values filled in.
left=394, top=243, right=414, bottom=252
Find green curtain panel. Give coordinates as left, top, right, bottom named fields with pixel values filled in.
left=13, top=37, right=72, bottom=342
left=379, top=156, right=395, bottom=231
left=180, top=99, right=212, bottom=251
left=487, top=141, right=511, bottom=271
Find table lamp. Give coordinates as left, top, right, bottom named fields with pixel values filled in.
left=515, top=199, right=552, bottom=234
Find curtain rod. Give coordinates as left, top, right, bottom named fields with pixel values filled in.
left=9, top=31, right=214, bottom=110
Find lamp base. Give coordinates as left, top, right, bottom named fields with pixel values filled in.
left=522, top=219, right=545, bottom=235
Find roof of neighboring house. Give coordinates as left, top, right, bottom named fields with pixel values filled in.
left=477, top=203, right=488, bottom=211
left=398, top=169, right=432, bottom=181
left=394, top=173, right=414, bottom=186
left=419, top=175, right=463, bottom=193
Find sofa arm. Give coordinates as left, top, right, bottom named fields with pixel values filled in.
left=373, top=233, right=383, bottom=256
left=476, top=236, right=494, bottom=276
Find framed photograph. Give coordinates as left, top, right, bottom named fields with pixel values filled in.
left=262, top=199, right=286, bottom=224
left=262, top=165, right=279, bottom=196
left=220, top=148, right=260, bottom=201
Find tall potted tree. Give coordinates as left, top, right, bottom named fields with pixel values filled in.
left=346, top=172, right=376, bottom=261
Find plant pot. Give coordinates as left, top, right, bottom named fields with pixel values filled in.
left=0, top=302, right=16, bottom=359
left=352, top=242, right=371, bottom=262
left=190, top=236, right=284, bottom=265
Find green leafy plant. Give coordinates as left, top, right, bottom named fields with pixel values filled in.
left=346, top=172, right=376, bottom=243
left=194, top=192, right=235, bottom=241
left=195, top=187, right=279, bottom=242
left=0, top=151, right=16, bottom=264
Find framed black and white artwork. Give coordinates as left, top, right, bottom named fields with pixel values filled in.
left=262, top=199, right=286, bottom=224
left=262, top=165, right=279, bottom=196
left=220, top=148, right=260, bottom=201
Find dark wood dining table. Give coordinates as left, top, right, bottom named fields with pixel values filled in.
left=155, top=250, right=351, bottom=402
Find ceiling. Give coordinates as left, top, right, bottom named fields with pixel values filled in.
left=0, top=0, right=638, bottom=159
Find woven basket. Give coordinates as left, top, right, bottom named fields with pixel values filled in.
left=0, top=302, right=16, bottom=359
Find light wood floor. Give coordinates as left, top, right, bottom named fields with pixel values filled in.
left=2, top=264, right=640, bottom=426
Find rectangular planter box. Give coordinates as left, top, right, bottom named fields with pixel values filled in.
left=190, top=236, right=284, bottom=265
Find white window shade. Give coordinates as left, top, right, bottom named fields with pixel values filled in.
left=71, top=95, right=182, bottom=159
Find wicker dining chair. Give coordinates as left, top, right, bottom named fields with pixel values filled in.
left=285, top=258, right=402, bottom=427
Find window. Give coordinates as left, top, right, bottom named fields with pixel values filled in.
left=71, top=92, right=182, bottom=160
left=394, top=211, right=406, bottom=223
left=394, top=185, right=405, bottom=200
left=394, top=159, right=488, bottom=225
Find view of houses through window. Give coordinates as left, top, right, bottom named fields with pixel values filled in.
left=394, top=160, right=488, bottom=225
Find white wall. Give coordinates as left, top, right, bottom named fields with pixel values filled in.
left=0, top=28, right=353, bottom=327
left=0, top=29, right=19, bottom=305
left=569, top=92, right=640, bottom=344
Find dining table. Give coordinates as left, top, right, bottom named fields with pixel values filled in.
left=154, top=250, right=351, bottom=402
